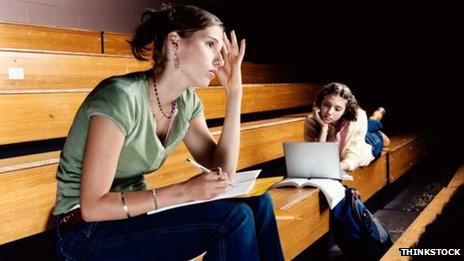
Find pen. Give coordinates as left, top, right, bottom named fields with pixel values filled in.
left=186, top=158, right=233, bottom=187
left=186, top=158, right=211, bottom=173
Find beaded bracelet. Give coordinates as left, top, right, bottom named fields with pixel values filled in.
left=152, top=189, right=158, bottom=210
left=120, top=192, right=131, bottom=218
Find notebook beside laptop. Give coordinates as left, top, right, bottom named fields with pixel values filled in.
left=283, top=142, right=353, bottom=181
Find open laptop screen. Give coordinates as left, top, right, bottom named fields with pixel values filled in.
left=283, top=142, right=344, bottom=180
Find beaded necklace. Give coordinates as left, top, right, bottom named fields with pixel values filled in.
left=152, top=81, right=177, bottom=119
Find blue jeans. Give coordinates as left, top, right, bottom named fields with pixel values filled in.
left=365, top=119, right=384, bottom=159
left=55, top=193, right=284, bottom=260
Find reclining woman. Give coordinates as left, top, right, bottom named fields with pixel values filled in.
left=53, top=4, right=283, bottom=260
left=304, top=82, right=389, bottom=173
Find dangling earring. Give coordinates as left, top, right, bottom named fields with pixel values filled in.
left=173, top=50, right=180, bottom=70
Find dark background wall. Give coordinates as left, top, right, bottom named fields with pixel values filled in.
left=183, top=0, right=462, bottom=151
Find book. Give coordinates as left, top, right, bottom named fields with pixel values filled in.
left=235, top=176, right=284, bottom=198
left=273, top=178, right=346, bottom=209
left=148, top=169, right=261, bottom=215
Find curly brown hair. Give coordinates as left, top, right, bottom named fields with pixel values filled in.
left=315, top=82, right=359, bottom=122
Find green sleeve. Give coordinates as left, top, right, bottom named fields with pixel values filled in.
left=190, top=88, right=204, bottom=120
left=86, top=80, right=136, bottom=136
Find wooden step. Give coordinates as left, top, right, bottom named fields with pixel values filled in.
left=0, top=49, right=151, bottom=90
left=0, top=21, right=102, bottom=53
left=387, top=134, right=427, bottom=182
left=102, top=32, right=132, bottom=55
left=0, top=49, right=300, bottom=90
left=343, top=152, right=388, bottom=200
left=269, top=187, right=326, bottom=260
left=0, top=84, right=319, bottom=145
left=0, top=115, right=306, bottom=244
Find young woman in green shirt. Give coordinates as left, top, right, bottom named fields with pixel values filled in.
left=54, top=4, right=283, bottom=260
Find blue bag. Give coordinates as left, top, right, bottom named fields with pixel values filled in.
left=330, top=188, right=392, bottom=260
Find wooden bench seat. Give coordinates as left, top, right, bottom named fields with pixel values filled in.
left=270, top=187, right=328, bottom=260
left=386, top=133, right=427, bottom=183
left=102, top=32, right=132, bottom=55
left=0, top=49, right=299, bottom=90
left=0, top=21, right=102, bottom=54
left=343, top=151, right=388, bottom=201
left=272, top=152, right=390, bottom=260
left=0, top=115, right=307, bottom=245
left=0, top=83, right=319, bottom=144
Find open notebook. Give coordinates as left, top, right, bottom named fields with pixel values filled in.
left=148, top=169, right=261, bottom=215
left=273, top=178, right=345, bottom=209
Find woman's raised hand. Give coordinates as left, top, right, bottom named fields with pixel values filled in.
left=217, top=30, right=246, bottom=96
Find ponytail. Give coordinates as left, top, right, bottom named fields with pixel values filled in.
left=130, top=9, right=172, bottom=62
left=129, top=4, right=223, bottom=73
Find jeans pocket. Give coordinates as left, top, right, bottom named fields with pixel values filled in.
left=58, top=223, right=98, bottom=260
left=82, top=222, right=97, bottom=239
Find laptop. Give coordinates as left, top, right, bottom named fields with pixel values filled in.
left=283, top=142, right=353, bottom=180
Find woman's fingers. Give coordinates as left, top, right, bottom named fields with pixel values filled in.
left=223, top=30, right=243, bottom=59
left=238, top=39, right=246, bottom=62
left=223, top=31, right=232, bottom=55
left=230, top=30, right=239, bottom=55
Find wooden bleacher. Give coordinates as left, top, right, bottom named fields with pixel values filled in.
left=381, top=163, right=464, bottom=260
left=0, top=21, right=102, bottom=53
left=0, top=21, right=428, bottom=260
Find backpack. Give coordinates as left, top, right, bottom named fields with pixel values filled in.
left=330, top=188, right=393, bottom=260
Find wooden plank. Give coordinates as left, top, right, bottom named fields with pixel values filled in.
left=381, top=187, right=457, bottom=261
left=0, top=50, right=300, bottom=89
left=0, top=116, right=305, bottom=244
left=448, top=162, right=464, bottom=188
left=146, top=116, right=306, bottom=188
left=0, top=151, right=60, bottom=174
left=270, top=187, right=330, bottom=260
left=344, top=153, right=388, bottom=201
left=0, top=92, right=88, bottom=144
left=0, top=85, right=316, bottom=145
left=198, top=84, right=320, bottom=119
left=103, top=32, right=133, bottom=55
left=0, top=50, right=152, bottom=90
left=386, top=133, right=420, bottom=151
left=0, top=22, right=102, bottom=53
left=388, top=137, right=426, bottom=182
left=0, top=164, right=57, bottom=245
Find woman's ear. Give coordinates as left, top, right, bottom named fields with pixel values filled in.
left=166, top=32, right=180, bottom=50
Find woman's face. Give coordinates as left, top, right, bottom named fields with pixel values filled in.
left=178, top=25, right=224, bottom=87
left=320, top=94, right=347, bottom=124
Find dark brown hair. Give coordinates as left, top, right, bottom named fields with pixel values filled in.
left=129, top=4, right=223, bottom=74
left=315, top=82, right=359, bottom=122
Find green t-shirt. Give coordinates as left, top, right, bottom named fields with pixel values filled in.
left=54, top=71, right=204, bottom=215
